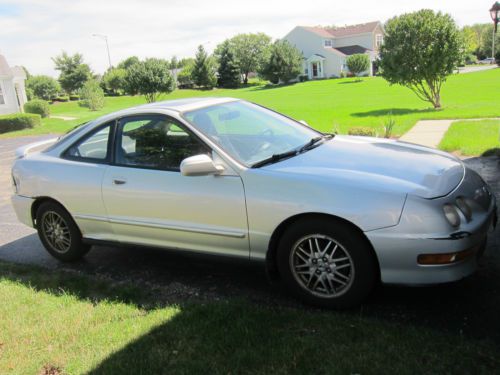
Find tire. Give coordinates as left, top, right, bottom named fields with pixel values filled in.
left=35, top=201, right=91, bottom=262
left=276, top=217, right=377, bottom=309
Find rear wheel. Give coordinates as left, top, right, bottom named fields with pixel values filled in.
left=36, top=201, right=91, bottom=262
left=277, top=218, right=377, bottom=309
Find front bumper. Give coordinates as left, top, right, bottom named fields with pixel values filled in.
left=366, top=170, right=497, bottom=286
left=11, top=195, right=35, bottom=228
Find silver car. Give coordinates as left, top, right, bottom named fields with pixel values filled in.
left=11, top=98, right=497, bottom=308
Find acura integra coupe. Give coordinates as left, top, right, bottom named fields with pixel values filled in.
left=12, top=98, right=497, bottom=308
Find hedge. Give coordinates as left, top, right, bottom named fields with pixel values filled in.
left=0, top=113, right=41, bottom=134
left=24, top=99, right=50, bottom=118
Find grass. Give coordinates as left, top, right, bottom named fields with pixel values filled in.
left=439, top=119, right=500, bottom=156
left=3, top=68, right=500, bottom=139
left=1, top=261, right=499, bottom=374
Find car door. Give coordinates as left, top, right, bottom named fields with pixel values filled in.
left=101, top=114, right=249, bottom=258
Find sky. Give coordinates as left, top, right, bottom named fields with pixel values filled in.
left=0, top=0, right=497, bottom=77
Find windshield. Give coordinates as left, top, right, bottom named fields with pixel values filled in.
left=183, top=101, right=320, bottom=166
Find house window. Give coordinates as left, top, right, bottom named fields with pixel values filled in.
left=0, top=84, right=5, bottom=105
left=324, top=39, right=332, bottom=47
left=376, top=34, right=384, bottom=48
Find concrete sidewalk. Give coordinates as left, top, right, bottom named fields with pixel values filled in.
left=398, top=119, right=453, bottom=148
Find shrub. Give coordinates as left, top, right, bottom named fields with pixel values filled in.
left=0, top=113, right=41, bottom=134
left=348, top=126, right=376, bottom=137
left=79, top=80, right=105, bottom=111
left=496, top=51, right=500, bottom=67
left=383, top=115, right=396, bottom=138
left=69, top=94, right=80, bottom=101
left=24, top=99, right=50, bottom=118
left=26, top=75, right=61, bottom=100
left=54, top=96, right=69, bottom=102
left=464, top=54, right=478, bottom=65
left=346, top=54, right=370, bottom=77
left=125, top=58, right=175, bottom=102
left=299, top=74, right=308, bottom=82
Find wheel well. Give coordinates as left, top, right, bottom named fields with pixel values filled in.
left=265, top=213, right=381, bottom=282
left=31, top=197, right=66, bottom=228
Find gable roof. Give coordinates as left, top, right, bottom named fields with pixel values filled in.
left=299, top=21, right=381, bottom=39
left=327, top=21, right=381, bottom=37
left=334, top=45, right=371, bottom=55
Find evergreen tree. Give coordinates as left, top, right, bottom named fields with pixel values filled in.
left=216, top=41, right=241, bottom=88
left=192, top=45, right=217, bottom=89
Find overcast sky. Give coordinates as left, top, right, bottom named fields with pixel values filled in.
left=0, top=0, right=496, bottom=76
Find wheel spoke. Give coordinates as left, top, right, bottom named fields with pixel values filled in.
left=42, top=211, right=71, bottom=254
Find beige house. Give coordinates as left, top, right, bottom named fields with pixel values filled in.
left=0, top=54, right=28, bottom=115
left=284, top=21, right=384, bottom=79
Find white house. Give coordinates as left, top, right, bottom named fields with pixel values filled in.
left=0, top=54, right=28, bottom=115
left=284, top=21, right=384, bottom=79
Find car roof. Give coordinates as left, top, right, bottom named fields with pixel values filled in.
left=129, top=97, right=239, bottom=113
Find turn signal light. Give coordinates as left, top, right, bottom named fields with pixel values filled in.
left=417, top=246, right=478, bottom=265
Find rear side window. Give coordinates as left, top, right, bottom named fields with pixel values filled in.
left=64, top=123, right=112, bottom=162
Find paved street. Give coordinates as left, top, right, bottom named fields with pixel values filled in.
left=0, top=135, right=499, bottom=344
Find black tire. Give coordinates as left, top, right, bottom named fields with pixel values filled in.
left=276, top=217, right=377, bottom=309
left=35, top=201, right=91, bottom=262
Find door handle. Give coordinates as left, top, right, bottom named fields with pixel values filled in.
left=112, top=179, right=127, bottom=185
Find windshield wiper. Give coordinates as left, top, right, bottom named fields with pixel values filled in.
left=251, top=134, right=334, bottom=168
left=251, top=149, right=299, bottom=168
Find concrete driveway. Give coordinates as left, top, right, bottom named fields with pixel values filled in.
left=1, top=135, right=499, bottom=344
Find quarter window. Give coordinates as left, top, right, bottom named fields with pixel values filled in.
left=115, top=115, right=209, bottom=171
left=65, top=123, right=112, bottom=161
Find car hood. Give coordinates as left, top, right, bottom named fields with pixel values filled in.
left=262, top=136, right=464, bottom=199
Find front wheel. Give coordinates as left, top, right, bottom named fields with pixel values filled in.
left=36, top=201, right=91, bottom=262
left=277, top=218, right=377, bottom=309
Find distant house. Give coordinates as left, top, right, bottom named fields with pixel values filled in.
left=283, top=21, right=384, bottom=79
left=0, top=54, right=28, bottom=115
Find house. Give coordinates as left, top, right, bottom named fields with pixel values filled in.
left=0, top=54, right=28, bottom=115
left=283, top=21, right=384, bottom=79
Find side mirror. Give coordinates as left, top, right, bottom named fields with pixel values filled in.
left=180, top=154, right=225, bottom=176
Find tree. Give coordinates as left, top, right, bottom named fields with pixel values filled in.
left=26, top=75, right=61, bottom=100
left=52, top=52, right=92, bottom=94
left=461, top=26, right=479, bottom=54
left=224, top=33, right=272, bottom=84
left=79, top=80, right=105, bottom=111
left=125, top=58, right=175, bottom=102
left=169, top=56, right=179, bottom=69
left=259, top=40, right=302, bottom=84
left=191, top=45, right=217, bottom=89
left=177, top=63, right=195, bottom=88
left=216, top=41, right=241, bottom=88
left=379, top=9, right=463, bottom=109
left=480, top=24, right=500, bottom=58
left=346, top=54, right=370, bottom=77
left=102, top=68, right=127, bottom=95
left=117, top=56, right=140, bottom=70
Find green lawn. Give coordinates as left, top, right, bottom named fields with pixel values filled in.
left=1, top=261, right=499, bottom=374
left=3, top=68, right=500, bottom=139
left=439, top=119, right=500, bottom=156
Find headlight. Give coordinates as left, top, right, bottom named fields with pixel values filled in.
left=443, top=204, right=460, bottom=227
left=455, top=197, right=472, bottom=222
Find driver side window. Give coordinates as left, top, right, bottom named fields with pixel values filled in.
left=115, top=115, right=210, bottom=171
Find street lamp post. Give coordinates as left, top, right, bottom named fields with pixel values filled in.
left=92, top=34, right=112, bottom=69
left=490, top=2, right=500, bottom=59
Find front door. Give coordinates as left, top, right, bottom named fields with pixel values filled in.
left=101, top=114, right=249, bottom=258
left=312, top=62, right=318, bottom=78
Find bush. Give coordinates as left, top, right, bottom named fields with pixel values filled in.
left=0, top=113, right=41, bottom=134
left=496, top=51, right=500, bottom=67
left=464, top=54, right=478, bottom=65
left=26, top=75, right=61, bottom=100
left=348, top=126, right=376, bottom=136
left=24, top=99, right=50, bottom=118
left=298, top=75, right=308, bottom=82
left=346, top=54, right=370, bottom=77
left=69, top=94, right=80, bottom=101
left=79, top=80, right=105, bottom=111
left=54, top=96, right=69, bottom=102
